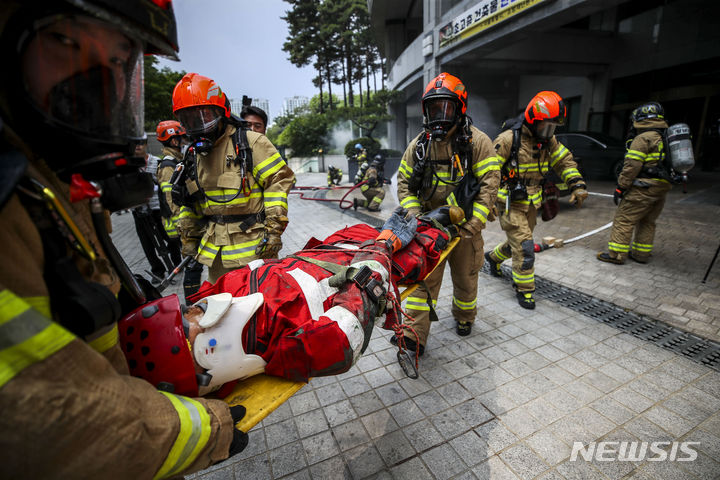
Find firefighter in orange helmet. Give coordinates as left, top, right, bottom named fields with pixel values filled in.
left=394, top=72, right=501, bottom=354
left=0, top=0, right=247, bottom=478
left=171, top=73, right=295, bottom=283
left=485, top=91, right=588, bottom=309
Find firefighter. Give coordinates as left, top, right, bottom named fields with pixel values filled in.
left=132, top=136, right=181, bottom=283
left=156, top=120, right=204, bottom=299
left=172, top=73, right=295, bottom=283
left=240, top=103, right=268, bottom=135
left=395, top=72, right=501, bottom=354
left=120, top=206, right=463, bottom=387
left=327, top=165, right=343, bottom=186
left=597, top=102, right=671, bottom=265
left=353, top=143, right=369, bottom=184
left=485, top=91, right=588, bottom=309
left=0, top=1, right=246, bottom=478
left=354, top=154, right=385, bottom=211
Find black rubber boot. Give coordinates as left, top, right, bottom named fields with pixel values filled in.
left=390, top=335, right=425, bottom=356
left=597, top=252, right=625, bottom=265
left=628, top=252, right=648, bottom=264
left=353, top=198, right=358, bottom=211
left=456, top=320, right=472, bottom=336
left=516, top=290, right=536, bottom=310
left=484, top=252, right=502, bottom=277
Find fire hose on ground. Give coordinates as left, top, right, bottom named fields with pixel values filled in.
left=290, top=180, right=368, bottom=210
left=535, top=191, right=614, bottom=252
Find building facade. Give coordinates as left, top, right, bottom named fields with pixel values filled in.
left=229, top=97, right=271, bottom=122
left=369, top=0, right=720, bottom=170
left=283, top=96, right=310, bottom=117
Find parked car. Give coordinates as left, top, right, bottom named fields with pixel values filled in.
left=556, top=131, right=626, bottom=180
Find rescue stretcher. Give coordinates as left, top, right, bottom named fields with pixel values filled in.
left=223, top=236, right=460, bottom=431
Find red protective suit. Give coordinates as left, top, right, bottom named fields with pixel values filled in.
left=188, top=222, right=449, bottom=383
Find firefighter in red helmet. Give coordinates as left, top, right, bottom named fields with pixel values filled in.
left=395, top=72, right=501, bottom=354
left=171, top=73, right=295, bottom=284
left=0, top=1, right=248, bottom=477
left=485, top=91, right=588, bottom=309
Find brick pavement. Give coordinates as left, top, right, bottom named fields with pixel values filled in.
left=111, top=171, right=720, bottom=479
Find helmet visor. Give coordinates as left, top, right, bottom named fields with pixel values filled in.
left=20, top=15, right=145, bottom=146
left=425, top=98, right=457, bottom=124
left=175, top=106, right=225, bottom=137
left=535, top=120, right=561, bottom=140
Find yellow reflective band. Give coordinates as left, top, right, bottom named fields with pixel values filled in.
left=0, top=290, right=75, bottom=388
left=473, top=161, right=501, bottom=177
left=263, top=192, right=288, bottom=209
left=198, top=239, right=219, bottom=260
left=399, top=164, right=413, bottom=179
left=23, top=296, right=51, bottom=318
left=221, top=238, right=263, bottom=260
left=518, top=163, right=548, bottom=173
left=493, top=245, right=510, bottom=261
left=473, top=203, right=489, bottom=222
left=551, top=145, right=569, bottom=160
left=361, top=185, right=370, bottom=192
left=453, top=296, right=476, bottom=310
left=512, top=271, right=534, bottom=283
left=253, top=153, right=284, bottom=186
left=153, top=392, right=212, bottom=480
left=561, top=168, right=582, bottom=183
left=631, top=242, right=653, bottom=252
left=87, top=324, right=120, bottom=354
left=400, top=197, right=421, bottom=209
left=626, top=150, right=646, bottom=161
left=608, top=242, right=630, bottom=252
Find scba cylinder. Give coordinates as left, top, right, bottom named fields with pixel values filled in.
left=666, top=123, right=695, bottom=174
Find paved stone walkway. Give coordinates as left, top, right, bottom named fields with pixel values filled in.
left=111, top=171, right=720, bottom=480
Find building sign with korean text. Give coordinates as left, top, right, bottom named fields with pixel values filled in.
left=439, top=0, right=546, bottom=48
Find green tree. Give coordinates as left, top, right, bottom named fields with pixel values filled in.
left=275, top=112, right=330, bottom=157
left=337, top=89, right=401, bottom=139
left=143, top=56, right=185, bottom=132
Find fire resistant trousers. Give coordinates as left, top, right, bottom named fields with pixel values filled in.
left=360, top=186, right=385, bottom=211
left=488, top=205, right=538, bottom=293
left=402, top=232, right=484, bottom=346
left=608, top=183, right=670, bottom=262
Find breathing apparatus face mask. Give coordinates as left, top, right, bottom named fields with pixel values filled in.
left=176, top=105, right=226, bottom=143
left=9, top=13, right=153, bottom=211
left=533, top=120, right=562, bottom=141
left=424, top=98, right=457, bottom=141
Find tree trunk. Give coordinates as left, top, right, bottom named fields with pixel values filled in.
left=365, top=61, right=371, bottom=102
left=345, top=44, right=354, bottom=107
left=325, top=62, right=333, bottom=110
left=317, top=72, right=324, bottom=113
left=341, top=61, right=347, bottom=107
left=380, top=56, right=385, bottom=90
left=358, top=74, right=363, bottom=109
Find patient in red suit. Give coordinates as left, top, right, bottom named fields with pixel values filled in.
left=120, top=206, right=463, bottom=396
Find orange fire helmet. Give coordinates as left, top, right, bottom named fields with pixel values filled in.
left=422, top=72, right=468, bottom=116
left=172, top=72, right=230, bottom=117
left=524, top=91, right=566, bottom=125
left=156, top=120, right=186, bottom=142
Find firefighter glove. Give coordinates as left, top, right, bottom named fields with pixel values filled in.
left=181, top=239, right=200, bottom=257
left=367, top=176, right=379, bottom=188
left=377, top=207, right=417, bottom=252
left=613, top=186, right=626, bottom=205
left=569, top=188, right=588, bottom=208
left=228, top=405, right=249, bottom=457
left=255, top=232, right=282, bottom=258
